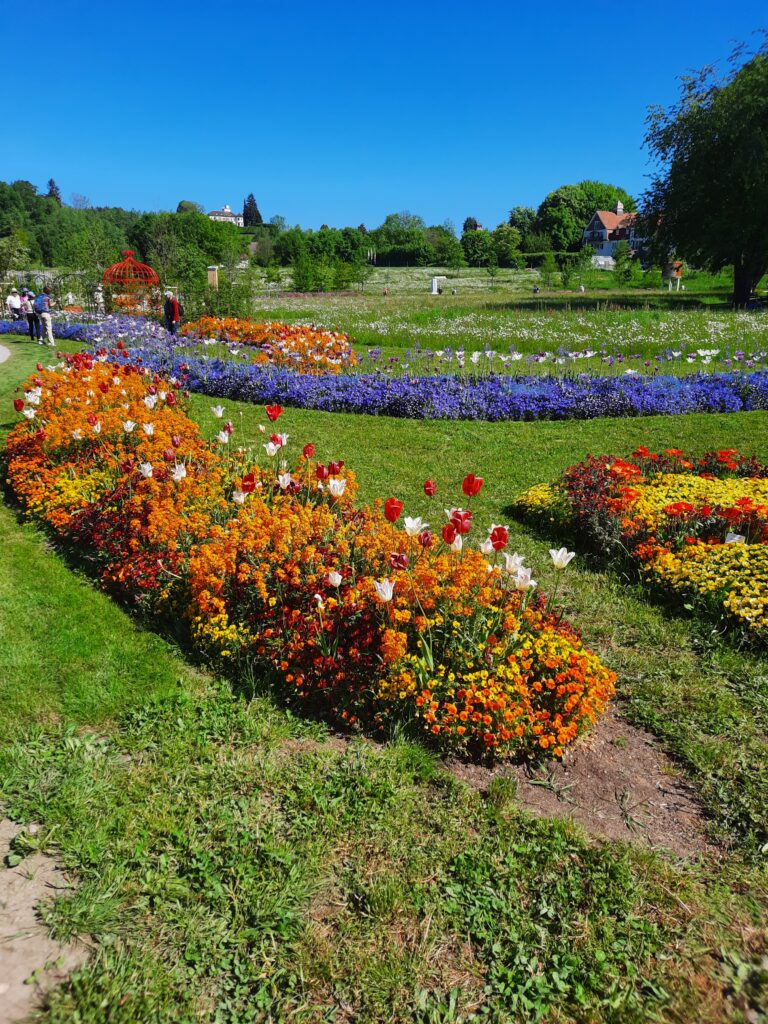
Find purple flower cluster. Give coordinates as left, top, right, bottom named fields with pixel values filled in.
left=0, top=316, right=174, bottom=345
left=113, top=348, right=768, bottom=422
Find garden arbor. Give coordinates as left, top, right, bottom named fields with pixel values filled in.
left=103, top=250, right=160, bottom=313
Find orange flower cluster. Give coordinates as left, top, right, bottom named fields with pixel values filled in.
left=5, top=357, right=615, bottom=758
left=181, top=316, right=357, bottom=375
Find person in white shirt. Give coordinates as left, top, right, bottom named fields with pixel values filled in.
left=6, top=287, right=22, bottom=319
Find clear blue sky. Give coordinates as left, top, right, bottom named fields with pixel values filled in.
left=4, top=0, right=764, bottom=229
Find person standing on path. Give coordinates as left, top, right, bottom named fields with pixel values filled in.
left=35, top=286, right=55, bottom=346
left=5, top=287, right=22, bottom=319
left=163, top=290, right=181, bottom=335
left=20, top=290, right=42, bottom=342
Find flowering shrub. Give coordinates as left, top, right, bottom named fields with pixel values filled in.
left=513, top=447, right=768, bottom=641
left=180, top=317, right=357, bottom=375
left=5, top=358, right=614, bottom=758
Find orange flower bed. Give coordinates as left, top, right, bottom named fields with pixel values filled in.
left=5, top=356, right=614, bottom=758
left=181, top=316, right=357, bottom=375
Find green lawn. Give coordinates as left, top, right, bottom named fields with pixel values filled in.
left=2, top=332, right=768, bottom=1022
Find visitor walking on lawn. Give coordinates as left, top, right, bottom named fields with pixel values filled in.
left=20, top=290, right=42, bottom=342
left=35, top=286, right=55, bottom=346
left=164, top=290, right=181, bottom=335
left=5, top=287, right=22, bottom=319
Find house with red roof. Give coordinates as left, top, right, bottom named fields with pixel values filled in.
left=581, top=201, right=645, bottom=258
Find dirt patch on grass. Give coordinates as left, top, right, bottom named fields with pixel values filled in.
left=0, top=819, right=88, bottom=1022
left=449, top=708, right=712, bottom=857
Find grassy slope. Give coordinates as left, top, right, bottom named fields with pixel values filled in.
left=1, top=333, right=767, bottom=1022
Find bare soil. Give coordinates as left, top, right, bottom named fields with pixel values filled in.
left=0, top=819, right=87, bottom=1023
left=448, top=708, right=713, bottom=857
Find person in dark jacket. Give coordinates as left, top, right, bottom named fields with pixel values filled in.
left=164, top=290, right=181, bottom=334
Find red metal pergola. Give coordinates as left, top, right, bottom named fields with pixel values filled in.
left=104, top=250, right=160, bottom=312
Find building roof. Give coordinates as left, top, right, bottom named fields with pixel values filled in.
left=208, top=209, right=240, bottom=218
left=592, top=210, right=638, bottom=230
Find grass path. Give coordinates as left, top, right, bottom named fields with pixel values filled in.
left=2, top=334, right=768, bottom=1021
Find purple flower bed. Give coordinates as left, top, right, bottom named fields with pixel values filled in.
left=4, top=317, right=768, bottom=422
left=115, top=348, right=768, bottom=421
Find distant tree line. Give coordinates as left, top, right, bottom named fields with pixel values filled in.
left=0, top=176, right=641, bottom=295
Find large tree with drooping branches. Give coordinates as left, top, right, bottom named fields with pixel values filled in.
left=643, top=40, right=768, bottom=307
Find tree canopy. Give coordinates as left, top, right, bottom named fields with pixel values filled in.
left=643, top=42, right=768, bottom=305
left=535, top=181, right=636, bottom=251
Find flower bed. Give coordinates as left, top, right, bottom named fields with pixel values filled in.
left=5, top=356, right=614, bottom=758
left=180, top=316, right=357, bottom=374
left=109, top=350, right=768, bottom=421
left=512, top=447, right=768, bottom=641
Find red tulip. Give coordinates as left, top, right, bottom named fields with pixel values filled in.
left=147, top=385, right=157, bottom=395
left=265, top=404, right=283, bottom=422
left=269, top=433, right=283, bottom=446
left=171, top=435, right=182, bottom=448
left=36, top=362, right=43, bottom=372
left=87, top=412, right=98, bottom=426
left=224, top=421, right=234, bottom=434
left=417, top=529, right=434, bottom=548
left=488, top=525, right=509, bottom=551
left=423, top=479, right=436, bottom=497
left=241, top=472, right=256, bottom=494
left=462, top=473, right=484, bottom=497
left=449, top=508, right=473, bottom=535
left=441, top=522, right=457, bottom=545
left=303, top=443, right=315, bottom=459
left=389, top=551, right=409, bottom=570
left=165, top=392, right=176, bottom=406
left=13, top=398, right=24, bottom=412
left=316, top=464, right=330, bottom=480
left=384, top=497, right=404, bottom=523
left=163, top=448, right=175, bottom=463
left=328, top=460, right=345, bottom=475
left=99, top=382, right=109, bottom=394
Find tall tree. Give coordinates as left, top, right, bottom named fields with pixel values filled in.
left=243, top=194, right=263, bottom=227
left=643, top=41, right=768, bottom=306
left=176, top=200, right=203, bottom=213
left=46, top=178, right=62, bottom=205
left=462, top=216, right=479, bottom=233
left=536, top=181, right=635, bottom=251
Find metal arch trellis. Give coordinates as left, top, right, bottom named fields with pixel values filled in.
left=103, top=250, right=160, bottom=313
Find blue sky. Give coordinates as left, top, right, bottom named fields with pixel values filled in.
left=4, top=0, right=764, bottom=229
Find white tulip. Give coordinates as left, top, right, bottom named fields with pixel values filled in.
left=327, top=570, right=343, bottom=587
left=144, top=394, right=157, bottom=409
left=278, top=472, right=292, bottom=490
left=514, top=567, right=537, bottom=591
left=232, top=489, right=245, bottom=505
left=450, top=534, right=463, bottom=553
left=263, top=442, right=279, bottom=457
left=92, top=421, right=101, bottom=434
left=211, top=405, right=225, bottom=418
left=22, top=408, right=35, bottom=420
left=71, top=428, right=83, bottom=440
left=373, top=578, right=395, bottom=602
left=139, top=462, right=153, bottom=478
left=549, top=547, right=576, bottom=570
left=328, top=478, right=346, bottom=498
left=503, top=552, right=526, bottom=573
left=403, top=516, right=426, bottom=537
left=480, top=538, right=494, bottom=555
left=217, top=431, right=230, bottom=444
left=172, top=463, right=187, bottom=483
left=143, top=423, right=154, bottom=436
left=123, top=420, right=136, bottom=433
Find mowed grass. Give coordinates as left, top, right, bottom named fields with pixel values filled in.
left=2, top=332, right=768, bottom=1021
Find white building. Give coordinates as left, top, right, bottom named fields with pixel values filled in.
left=582, top=201, right=644, bottom=258
left=207, top=204, right=244, bottom=228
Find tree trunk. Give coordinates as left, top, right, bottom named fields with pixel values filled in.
left=732, top=256, right=766, bottom=307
